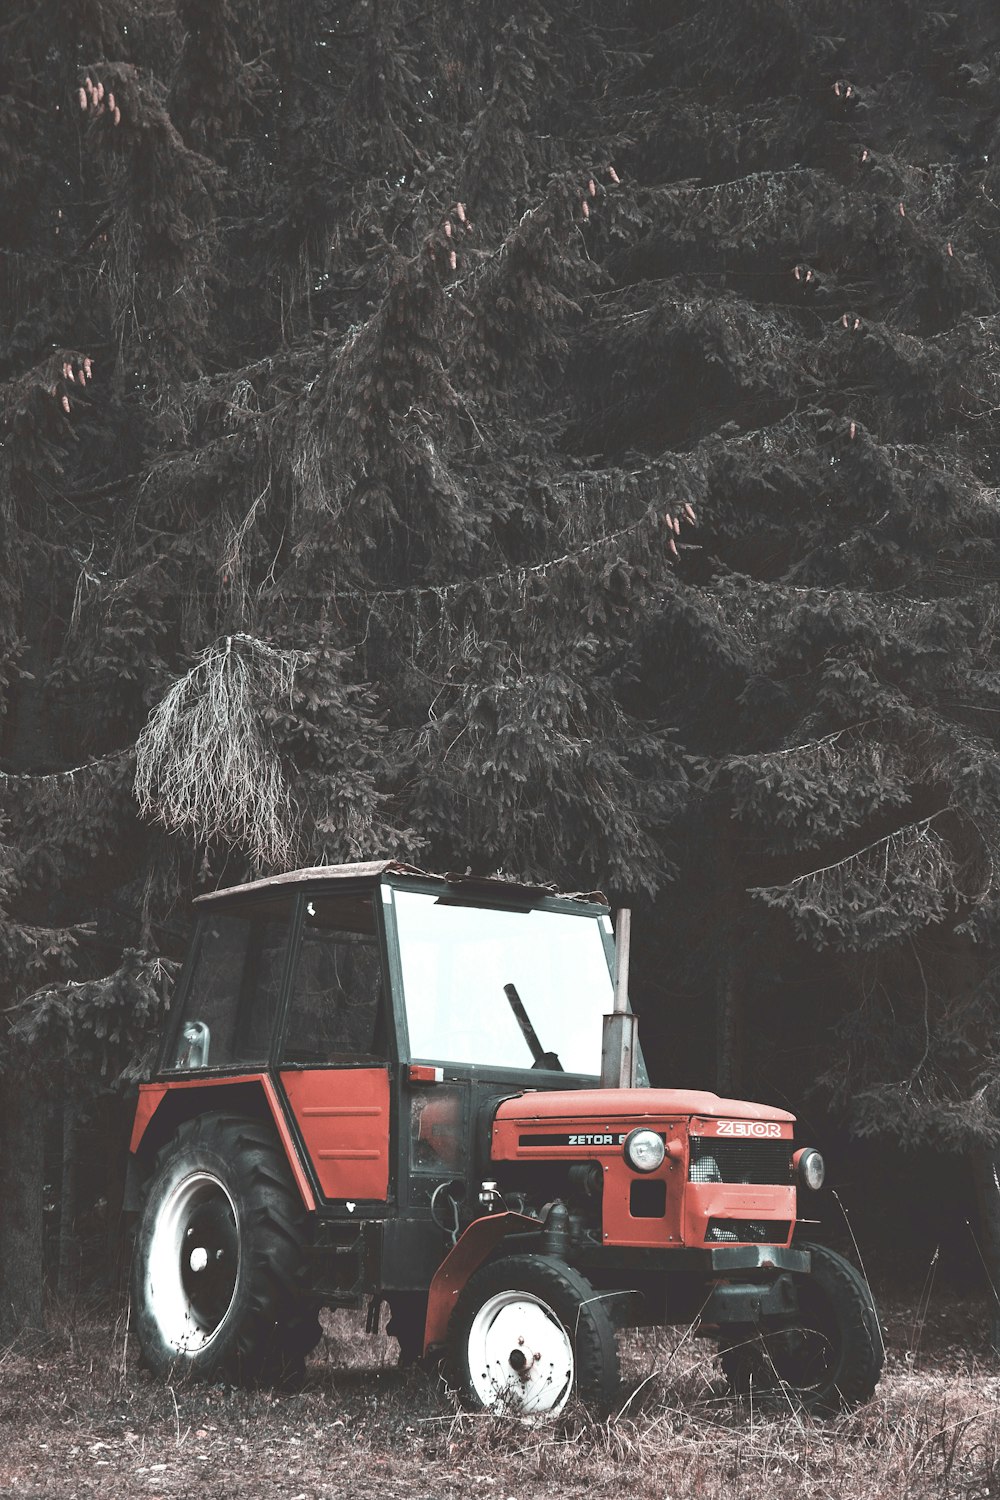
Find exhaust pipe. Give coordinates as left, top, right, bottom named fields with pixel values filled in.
left=601, top=907, right=637, bottom=1088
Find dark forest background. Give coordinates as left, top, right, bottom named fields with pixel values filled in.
left=3, top=0, right=1000, bottom=1338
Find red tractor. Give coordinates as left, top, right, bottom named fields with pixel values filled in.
left=127, top=861, right=883, bottom=1414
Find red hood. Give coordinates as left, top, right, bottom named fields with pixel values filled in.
left=494, top=1086, right=795, bottom=1126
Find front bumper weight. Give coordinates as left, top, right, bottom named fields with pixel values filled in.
left=702, top=1272, right=799, bottom=1324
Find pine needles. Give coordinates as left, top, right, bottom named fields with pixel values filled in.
left=134, top=634, right=303, bottom=869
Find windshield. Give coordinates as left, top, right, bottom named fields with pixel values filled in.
left=391, top=888, right=616, bottom=1074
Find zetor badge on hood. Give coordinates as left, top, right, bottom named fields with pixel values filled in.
left=126, top=861, right=883, bottom=1417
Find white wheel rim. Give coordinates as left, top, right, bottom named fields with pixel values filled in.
left=144, top=1170, right=240, bottom=1355
left=467, top=1290, right=574, bottom=1415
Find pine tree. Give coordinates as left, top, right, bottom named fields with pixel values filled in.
left=3, top=0, right=1000, bottom=1331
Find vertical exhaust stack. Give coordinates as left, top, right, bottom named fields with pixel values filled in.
left=601, top=907, right=637, bottom=1088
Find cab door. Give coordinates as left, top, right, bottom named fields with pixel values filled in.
left=276, top=892, right=392, bottom=1203
left=281, top=1067, right=390, bottom=1201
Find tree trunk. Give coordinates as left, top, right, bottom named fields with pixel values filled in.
left=0, top=553, right=57, bottom=1337
left=715, top=937, right=743, bottom=1098
left=105, top=1095, right=134, bottom=1306
left=0, top=1072, right=46, bottom=1341
left=970, top=1146, right=1000, bottom=1353
left=58, top=1093, right=79, bottom=1300
left=713, top=814, right=744, bottom=1098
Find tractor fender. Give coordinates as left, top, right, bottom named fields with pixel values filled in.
left=423, top=1211, right=541, bottom=1353
left=128, top=1074, right=316, bottom=1212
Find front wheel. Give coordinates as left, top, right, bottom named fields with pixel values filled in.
left=132, top=1113, right=316, bottom=1384
left=447, top=1255, right=620, bottom=1417
left=720, top=1242, right=883, bottom=1413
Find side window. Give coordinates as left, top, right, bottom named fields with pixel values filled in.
left=167, top=900, right=293, bottom=1070
left=282, top=896, right=385, bottom=1065
left=410, top=1088, right=465, bottom=1174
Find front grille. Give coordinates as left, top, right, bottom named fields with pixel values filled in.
left=706, top=1219, right=791, bottom=1244
left=689, top=1137, right=792, bottom=1186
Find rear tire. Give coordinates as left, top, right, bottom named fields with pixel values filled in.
left=131, top=1113, right=314, bottom=1385
left=447, top=1254, right=620, bottom=1416
left=720, top=1242, right=883, bottom=1413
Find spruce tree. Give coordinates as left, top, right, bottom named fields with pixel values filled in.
left=2, top=0, right=1000, bottom=1330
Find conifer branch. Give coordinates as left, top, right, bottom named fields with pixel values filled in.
left=751, top=815, right=951, bottom=895
left=747, top=810, right=997, bottom=950
left=360, top=501, right=694, bottom=606
left=0, top=749, right=131, bottom=784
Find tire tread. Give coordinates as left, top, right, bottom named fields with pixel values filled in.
left=132, top=1112, right=320, bottom=1386
left=721, top=1240, right=883, bottom=1414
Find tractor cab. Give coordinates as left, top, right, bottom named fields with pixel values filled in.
left=135, top=863, right=637, bottom=1271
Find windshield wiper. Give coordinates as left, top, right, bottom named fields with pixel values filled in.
left=503, top=982, right=563, bottom=1071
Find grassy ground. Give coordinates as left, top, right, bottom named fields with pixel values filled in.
left=2, top=1293, right=999, bottom=1500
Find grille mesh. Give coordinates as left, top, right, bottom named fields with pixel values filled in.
left=689, top=1137, right=792, bottom=1186
left=706, top=1219, right=791, bottom=1244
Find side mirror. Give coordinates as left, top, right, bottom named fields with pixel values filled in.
left=178, top=1020, right=211, bottom=1068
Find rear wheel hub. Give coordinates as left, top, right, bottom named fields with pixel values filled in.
left=146, top=1171, right=241, bottom=1352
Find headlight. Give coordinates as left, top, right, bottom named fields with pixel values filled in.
left=623, top=1128, right=665, bottom=1173
left=795, top=1147, right=825, bottom=1191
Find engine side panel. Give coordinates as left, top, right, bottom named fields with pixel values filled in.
left=491, top=1112, right=686, bottom=1247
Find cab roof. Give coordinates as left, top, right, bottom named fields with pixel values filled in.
left=192, top=860, right=609, bottom=908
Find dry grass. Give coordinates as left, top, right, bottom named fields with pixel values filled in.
left=2, top=1295, right=999, bottom=1499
